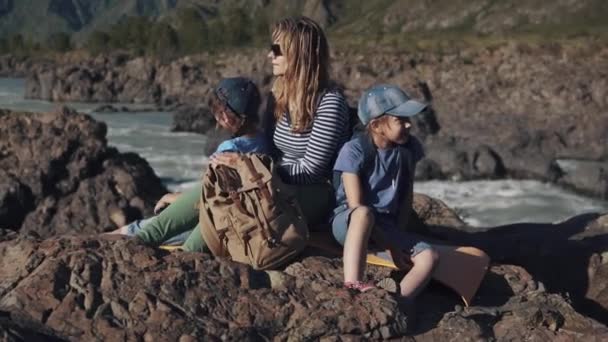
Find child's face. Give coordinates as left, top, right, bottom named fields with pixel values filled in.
left=214, top=109, right=243, bottom=134
left=377, top=115, right=412, bottom=144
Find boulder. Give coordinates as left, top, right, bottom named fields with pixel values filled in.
left=170, top=105, right=215, bottom=135
left=410, top=193, right=608, bottom=325
left=0, top=107, right=167, bottom=236
left=549, top=158, right=608, bottom=199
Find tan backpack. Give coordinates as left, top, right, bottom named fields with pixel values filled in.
left=198, top=153, right=309, bottom=270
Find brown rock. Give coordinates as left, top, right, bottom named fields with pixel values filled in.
left=0, top=108, right=167, bottom=236
left=0, top=234, right=408, bottom=340
left=1, top=230, right=606, bottom=340
left=411, top=194, right=608, bottom=326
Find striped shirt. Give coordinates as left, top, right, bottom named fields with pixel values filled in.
left=272, top=91, right=350, bottom=184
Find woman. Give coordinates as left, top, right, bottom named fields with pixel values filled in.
left=122, top=16, right=350, bottom=251
left=260, top=16, right=351, bottom=224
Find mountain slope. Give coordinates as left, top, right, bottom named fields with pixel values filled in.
left=0, top=0, right=607, bottom=46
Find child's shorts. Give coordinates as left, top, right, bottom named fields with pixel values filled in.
left=331, top=205, right=433, bottom=257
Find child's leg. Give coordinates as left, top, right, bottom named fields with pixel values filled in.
left=399, top=244, right=439, bottom=299
left=343, top=206, right=375, bottom=283
left=181, top=224, right=209, bottom=252
left=135, top=183, right=202, bottom=246
left=104, top=218, right=153, bottom=236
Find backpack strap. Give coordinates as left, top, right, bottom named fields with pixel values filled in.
left=242, top=154, right=272, bottom=201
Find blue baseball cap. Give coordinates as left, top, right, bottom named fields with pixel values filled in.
left=214, top=77, right=261, bottom=119
left=358, top=85, right=427, bottom=125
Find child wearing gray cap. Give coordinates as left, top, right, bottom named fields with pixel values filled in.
left=331, top=85, right=438, bottom=308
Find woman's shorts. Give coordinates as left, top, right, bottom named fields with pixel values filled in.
left=330, top=205, right=432, bottom=257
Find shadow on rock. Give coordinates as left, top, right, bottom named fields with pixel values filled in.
left=411, top=193, right=608, bottom=325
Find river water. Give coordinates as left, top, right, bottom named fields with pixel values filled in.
left=1, top=78, right=606, bottom=227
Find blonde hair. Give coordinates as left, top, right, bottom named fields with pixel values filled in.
left=271, top=16, right=330, bottom=132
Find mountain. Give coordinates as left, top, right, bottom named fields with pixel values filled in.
left=0, top=0, right=607, bottom=47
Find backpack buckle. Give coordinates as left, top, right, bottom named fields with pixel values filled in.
left=266, top=237, right=278, bottom=248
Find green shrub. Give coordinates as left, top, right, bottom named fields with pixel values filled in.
left=46, top=32, right=72, bottom=52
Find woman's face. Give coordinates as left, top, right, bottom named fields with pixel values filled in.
left=268, top=42, right=287, bottom=76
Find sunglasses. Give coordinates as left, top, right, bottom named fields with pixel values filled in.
left=270, top=44, right=282, bottom=57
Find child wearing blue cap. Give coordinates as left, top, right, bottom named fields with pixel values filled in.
left=331, top=85, right=438, bottom=305
left=108, top=77, right=270, bottom=250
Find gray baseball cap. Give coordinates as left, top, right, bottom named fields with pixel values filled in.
left=358, top=84, right=427, bottom=125
left=214, top=77, right=260, bottom=119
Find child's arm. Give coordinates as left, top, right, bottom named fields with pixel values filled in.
left=342, top=172, right=364, bottom=208
left=397, top=181, right=414, bottom=230
left=397, top=136, right=425, bottom=230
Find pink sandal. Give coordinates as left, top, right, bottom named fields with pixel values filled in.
left=344, top=281, right=376, bottom=293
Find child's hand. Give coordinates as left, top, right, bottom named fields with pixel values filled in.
left=210, top=152, right=241, bottom=167
left=154, top=192, right=180, bottom=214
left=389, top=247, right=411, bottom=270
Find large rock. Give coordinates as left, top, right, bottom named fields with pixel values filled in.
left=0, top=55, right=40, bottom=78
left=0, top=233, right=407, bottom=340
left=0, top=231, right=606, bottom=340
left=411, top=193, right=608, bottom=325
left=0, top=107, right=167, bottom=236
left=24, top=52, right=270, bottom=106
left=549, top=158, right=608, bottom=198
left=170, top=104, right=215, bottom=135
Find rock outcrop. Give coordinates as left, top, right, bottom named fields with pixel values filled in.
left=0, top=55, right=37, bottom=78
left=411, top=193, right=608, bottom=325
left=24, top=53, right=270, bottom=106
left=0, top=107, right=167, bottom=236
left=0, top=229, right=606, bottom=340
left=170, top=104, right=216, bottom=135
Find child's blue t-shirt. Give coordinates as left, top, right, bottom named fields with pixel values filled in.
left=214, top=132, right=271, bottom=155
left=333, top=135, right=424, bottom=219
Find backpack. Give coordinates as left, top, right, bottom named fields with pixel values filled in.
left=198, top=153, right=309, bottom=270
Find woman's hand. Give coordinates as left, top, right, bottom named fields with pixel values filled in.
left=210, top=152, right=241, bottom=167
left=154, top=192, right=181, bottom=214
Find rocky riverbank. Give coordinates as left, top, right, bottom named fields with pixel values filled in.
left=17, top=40, right=608, bottom=198
left=0, top=108, right=607, bottom=339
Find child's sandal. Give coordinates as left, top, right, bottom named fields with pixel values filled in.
left=344, top=281, right=376, bottom=293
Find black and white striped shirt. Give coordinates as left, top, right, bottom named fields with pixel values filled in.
left=273, top=91, right=350, bottom=184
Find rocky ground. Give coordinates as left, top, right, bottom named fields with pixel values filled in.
left=16, top=40, right=608, bottom=198
left=0, top=109, right=607, bottom=340
left=1, top=203, right=607, bottom=341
